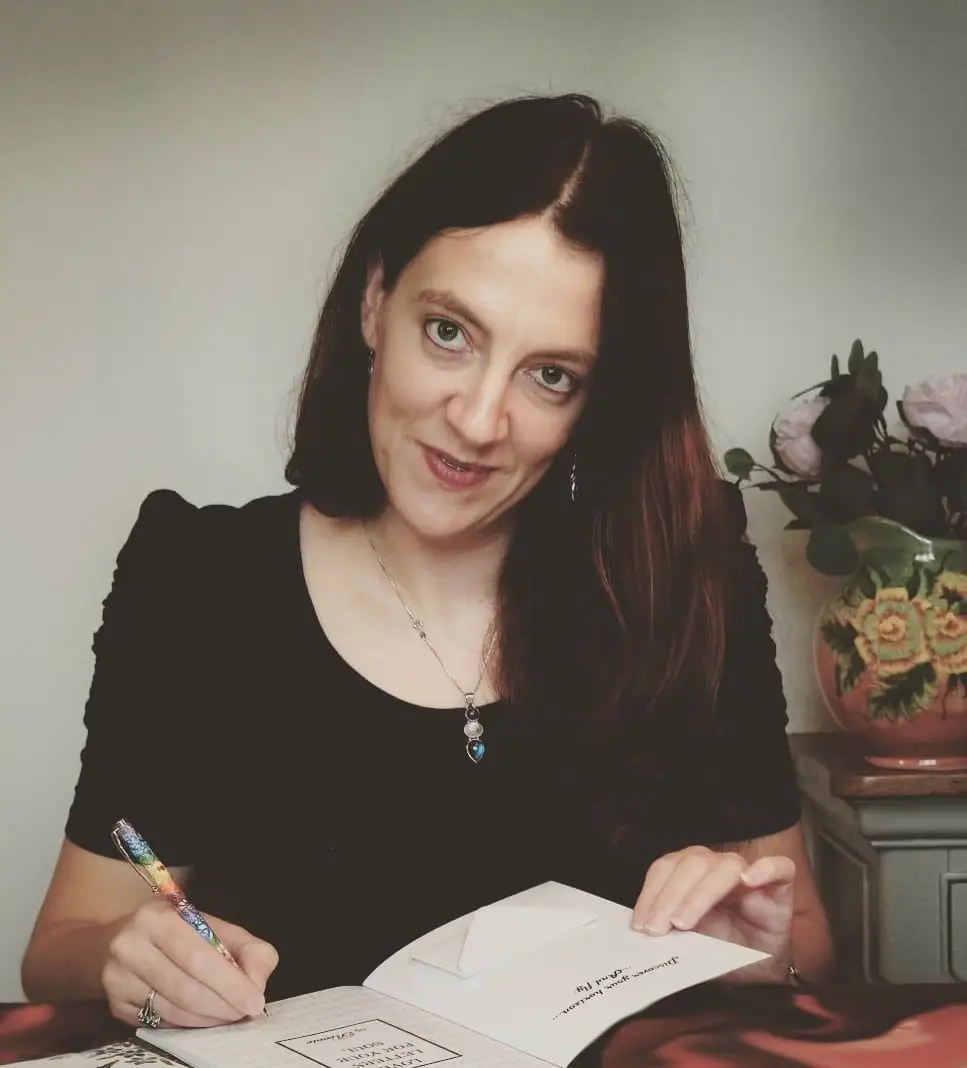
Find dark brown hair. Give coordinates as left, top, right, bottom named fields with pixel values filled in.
left=286, top=94, right=729, bottom=763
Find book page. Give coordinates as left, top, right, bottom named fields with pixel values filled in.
left=364, top=882, right=767, bottom=1066
left=140, top=987, right=548, bottom=1068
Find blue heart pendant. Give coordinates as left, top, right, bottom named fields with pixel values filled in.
left=466, top=739, right=486, bottom=764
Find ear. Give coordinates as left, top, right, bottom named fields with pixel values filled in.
left=360, top=260, right=386, bottom=351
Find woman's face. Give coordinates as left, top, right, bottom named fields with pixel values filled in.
left=361, top=215, right=603, bottom=544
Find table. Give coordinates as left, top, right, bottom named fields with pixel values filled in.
left=791, top=732, right=967, bottom=984
left=4, top=984, right=967, bottom=1067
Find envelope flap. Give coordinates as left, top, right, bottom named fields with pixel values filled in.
left=411, top=903, right=599, bottom=978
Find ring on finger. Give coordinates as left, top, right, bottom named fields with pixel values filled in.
left=137, top=988, right=162, bottom=1029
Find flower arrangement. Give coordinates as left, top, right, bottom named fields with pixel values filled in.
left=724, top=341, right=967, bottom=727
left=724, top=340, right=967, bottom=574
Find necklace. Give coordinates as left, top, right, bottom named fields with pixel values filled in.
left=364, top=526, right=497, bottom=764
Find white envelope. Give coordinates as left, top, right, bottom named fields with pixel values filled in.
left=411, top=902, right=600, bottom=977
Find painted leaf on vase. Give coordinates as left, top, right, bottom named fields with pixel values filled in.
left=947, top=673, right=967, bottom=697
left=867, top=662, right=939, bottom=722
left=819, top=615, right=866, bottom=696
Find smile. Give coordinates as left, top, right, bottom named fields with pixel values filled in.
left=421, top=445, right=495, bottom=489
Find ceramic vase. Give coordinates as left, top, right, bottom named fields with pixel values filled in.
left=813, top=516, right=967, bottom=769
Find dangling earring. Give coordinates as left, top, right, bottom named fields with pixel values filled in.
left=367, top=348, right=375, bottom=375
left=569, top=454, right=577, bottom=503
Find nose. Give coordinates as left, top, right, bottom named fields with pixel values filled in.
left=445, top=368, right=511, bottom=450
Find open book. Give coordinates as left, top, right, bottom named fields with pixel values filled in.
left=22, top=882, right=765, bottom=1068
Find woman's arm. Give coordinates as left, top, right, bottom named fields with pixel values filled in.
left=631, top=821, right=833, bottom=986
left=21, top=839, right=189, bottom=1001
left=726, top=822, right=833, bottom=984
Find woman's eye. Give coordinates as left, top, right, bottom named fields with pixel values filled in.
left=529, top=366, right=577, bottom=395
left=425, top=318, right=467, bottom=352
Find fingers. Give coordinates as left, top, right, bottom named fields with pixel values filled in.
left=107, top=930, right=247, bottom=1022
left=151, top=909, right=267, bottom=1016
left=103, top=901, right=274, bottom=1028
left=633, top=848, right=796, bottom=935
left=209, top=916, right=279, bottom=993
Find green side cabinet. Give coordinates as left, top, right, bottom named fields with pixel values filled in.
left=791, top=734, right=967, bottom=983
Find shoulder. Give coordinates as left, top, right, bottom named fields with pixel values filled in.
left=104, top=488, right=300, bottom=618
left=119, top=487, right=299, bottom=563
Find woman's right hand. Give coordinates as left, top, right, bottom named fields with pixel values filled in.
left=102, top=901, right=278, bottom=1028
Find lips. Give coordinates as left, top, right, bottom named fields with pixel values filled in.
left=421, top=445, right=495, bottom=489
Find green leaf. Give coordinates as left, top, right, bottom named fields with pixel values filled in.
left=867, top=662, right=938, bottom=723
left=838, top=648, right=867, bottom=696
left=810, top=392, right=879, bottom=461
left=847, top=339, right=864, bottom=375
left=819, top=616, right=865, bottom=696
left=791, top=380, right=832, bottom=400
left=830, top=354, right=841, bottom=379
left=807, top=524, right=859, bottom=575
left=856, top=360, right=883, bottom=406
left=724, top=447, right=755, bottom=480
left=855, top=563, right=878, bottom=599
left=937, top=451, right=967, bottom=512
left=868, top=449, right=945, bottom=535
left=819, top=463, right=875, bottom=521
left=820, top=616, right=859, bottom=658
left=776, top=484, right=827, bottom=526
left=904, top=564, right=923, bottom=599
left=947, top=673, right=967, bottom=697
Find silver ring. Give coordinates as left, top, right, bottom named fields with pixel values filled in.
left=137, top=988, right=162, bottom=1029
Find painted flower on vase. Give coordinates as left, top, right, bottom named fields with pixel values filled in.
left=924, top=571, right=967, bottom=675
left=853, top=588, right=931, bottom=677
left=818, top=561, right=967, bottom=723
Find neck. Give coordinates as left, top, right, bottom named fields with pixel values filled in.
left=364, top=508, right=510, bottom=621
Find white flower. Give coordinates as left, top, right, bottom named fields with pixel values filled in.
left=901, top=374, right=967, bottom=447
left=772, top=396, right=829, bottom=478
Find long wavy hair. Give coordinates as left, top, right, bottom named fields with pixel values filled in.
left=286, top=94, right=730, bottom=773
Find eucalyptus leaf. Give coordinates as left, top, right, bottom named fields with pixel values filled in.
left=723, top=447, right=755, bottom=480
left=830, top=354, right=841, bottom=379
left=847, top=339, right=865, bottom=375
left=807, top=523, right=859, bottom=575
left=776, top=483, right=827, bottom=525
left=810, top=392, right=878, bottom=460
left=819, top=463, right=875, bottom=521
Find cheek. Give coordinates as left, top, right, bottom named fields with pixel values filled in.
left=369, top=359, right=442, bottom=433
left=511, top=407, right=575, bottom=470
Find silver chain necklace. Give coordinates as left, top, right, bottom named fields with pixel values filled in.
left=364, top=525, right=498, bottom=764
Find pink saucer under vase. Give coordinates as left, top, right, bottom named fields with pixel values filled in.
left=812, top=517, right=967, bottom=771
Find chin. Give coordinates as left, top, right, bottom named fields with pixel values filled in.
left=390, top=491, right=511, bottom=545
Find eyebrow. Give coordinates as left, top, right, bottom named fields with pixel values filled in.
left=413, top=287, right=597, bottom=367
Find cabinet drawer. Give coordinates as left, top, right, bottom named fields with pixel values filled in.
left=946, top=874, right=967, bottom=981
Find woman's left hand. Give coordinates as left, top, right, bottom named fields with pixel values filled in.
left=632, top=845, right=795, bottom=981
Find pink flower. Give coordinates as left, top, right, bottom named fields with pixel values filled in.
left=772, top=397, right=829, bottom=478
left=901, top=374, right=967, bottom=447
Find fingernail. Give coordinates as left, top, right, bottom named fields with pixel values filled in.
left=641, top=913, right=671, bottom=935
left=670, top=914, right=692, bottom=930
left=246, top=996, right=265, bottom=1017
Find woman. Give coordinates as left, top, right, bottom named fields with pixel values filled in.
left=21, top=93, right=832, bottom=1028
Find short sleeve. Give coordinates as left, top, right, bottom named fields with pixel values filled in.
left=65, top=489, right=209, bottom=863
left=695, top=529, right=802, bottom=846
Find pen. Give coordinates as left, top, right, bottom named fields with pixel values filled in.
left=111, top=818, right=269, bottom=1018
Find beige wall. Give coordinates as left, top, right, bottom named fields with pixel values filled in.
left=1, top=0, right=965, bottom=997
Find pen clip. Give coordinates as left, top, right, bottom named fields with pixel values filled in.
left=111, top=819, right=163, bottom=896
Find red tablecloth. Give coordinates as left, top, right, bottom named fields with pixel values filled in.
left=0, top=1002, right=128, bottom=1065
left=3, top=984, right=967, bottom=1067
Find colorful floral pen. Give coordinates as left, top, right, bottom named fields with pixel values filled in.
left=111, top=818, right=269, bottom=1017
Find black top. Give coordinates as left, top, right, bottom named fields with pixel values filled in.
left=65, top=489, right=801, bottom=1001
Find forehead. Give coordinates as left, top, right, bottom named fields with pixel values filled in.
left=397, top=217, right=603, bottom=352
